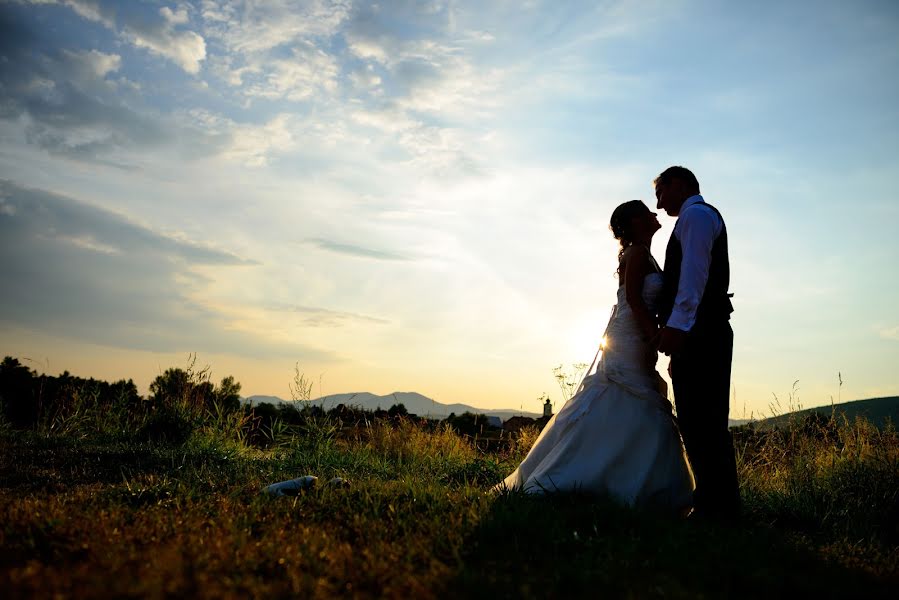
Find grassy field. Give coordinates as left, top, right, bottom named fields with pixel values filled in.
left=1, top=363, right=898, bottom=598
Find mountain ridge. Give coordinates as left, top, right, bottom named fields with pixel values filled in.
left=244, top=392, right=899, bottom=428
left=243, top=391, right=544, bottom=422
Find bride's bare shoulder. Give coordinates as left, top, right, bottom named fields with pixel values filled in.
left=621, top=244, right=651, bottom=265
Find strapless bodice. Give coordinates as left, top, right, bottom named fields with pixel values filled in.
left=597, top=272, right=665, bottom=393
left=615, top=272, right=664, bottom=316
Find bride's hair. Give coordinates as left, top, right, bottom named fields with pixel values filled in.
left=610, top=200, right=649, bottom=277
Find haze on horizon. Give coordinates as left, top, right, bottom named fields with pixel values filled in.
left=1, top=0, right=897, bottom=417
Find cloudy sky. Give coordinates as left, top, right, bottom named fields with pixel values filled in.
left=1, top=0, right=897, bottom=416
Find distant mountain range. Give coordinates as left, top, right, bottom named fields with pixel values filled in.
left=244, top=393, right=899, bottom=429
left=243, top=391, right=543, bottom=423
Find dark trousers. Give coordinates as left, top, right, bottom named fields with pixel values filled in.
left=671, top=320, right=740, bottom=517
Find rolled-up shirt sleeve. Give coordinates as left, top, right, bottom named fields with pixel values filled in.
left=666, top=203, right=722, bottom=332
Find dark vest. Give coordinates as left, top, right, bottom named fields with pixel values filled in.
left=659, top=201, right=733, bottom=328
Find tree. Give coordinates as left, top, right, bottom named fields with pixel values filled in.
left=110, top=379, right=141, bottom=406
left=149, top=368, right=194, bottom=408
left=215, top=376, right=242, bottom=412
left=0, top=357, right=37, bottom=426
left=387, top=403, right=408, bottom=418
left=445, top=411, right=493, bottom=437
left=148, top=364, right=241, bottom=415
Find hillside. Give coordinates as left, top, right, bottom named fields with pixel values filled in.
left=750, top=396, right=899, bottom=430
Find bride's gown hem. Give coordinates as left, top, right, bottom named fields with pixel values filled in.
left=496, top=273, right=694, bottom=513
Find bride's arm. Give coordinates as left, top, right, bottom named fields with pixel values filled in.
left=623, top=245, right=658, bottom=341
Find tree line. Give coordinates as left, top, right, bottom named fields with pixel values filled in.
left=0, top=356, right=500, bottom=443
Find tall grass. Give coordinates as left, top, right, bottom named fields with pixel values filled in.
left=735, top=414, right=899, bottom=546
left=1, top=360, right=897, bottom=597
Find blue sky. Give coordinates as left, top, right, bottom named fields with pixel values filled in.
left=1, top=0, right=897, bottom=416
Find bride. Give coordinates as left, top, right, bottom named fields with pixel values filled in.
left=495, top=200, right=694, bottom=513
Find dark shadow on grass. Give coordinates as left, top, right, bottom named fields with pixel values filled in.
left=0, top=432, right=237, bottom=493
left=447, top=490, right=896, bottom=599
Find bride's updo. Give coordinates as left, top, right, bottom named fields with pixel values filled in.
left=610, top=200, right=649, bottom=276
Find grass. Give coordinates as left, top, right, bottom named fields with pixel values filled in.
left=1, top=388, right=898, bottom=597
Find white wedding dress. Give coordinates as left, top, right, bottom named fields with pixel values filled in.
left=496, top=273, right=694, bottom=512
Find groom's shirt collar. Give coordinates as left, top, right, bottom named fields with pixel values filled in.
left=667, top=194, right=724, bottom=332
left=680, top=194, right=705, bottom=214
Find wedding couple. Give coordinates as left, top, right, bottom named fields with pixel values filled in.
left=496, top=166, right=740, bottom=519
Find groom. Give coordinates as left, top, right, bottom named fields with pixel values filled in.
left=654, top=166, right=740, bottom=519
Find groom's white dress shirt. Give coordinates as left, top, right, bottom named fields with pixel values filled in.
left=667, top=194, right=723, bottom=333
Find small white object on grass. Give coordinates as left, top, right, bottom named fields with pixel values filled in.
left=262, top=475, right=318, bottom=496
left=261, top=475, right=351, bottom=496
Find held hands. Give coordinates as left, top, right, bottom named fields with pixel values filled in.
left=656, top=326, right=687, bottom=356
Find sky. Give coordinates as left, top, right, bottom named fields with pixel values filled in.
left=1, top=0, right=897, bottom=418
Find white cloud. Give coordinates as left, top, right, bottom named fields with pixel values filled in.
left=398, top=124, right=485, bottom=177
left=348, top=103, right=493, bottom=177
left=61, top=49, right=121, bottom=79
left=243, top=43, right=339, bottom=101
left=463, top=30, right=495, bottom=43
left=206, top=55, right=258, bottom=86
left=61, top=0, right=115, bottom=28
left=339, top=4, right=509, bottom=124
left=351, top=106, right=419, bottom=134
left=395, top=52, right=503, bottom=118
left=201, top=0, right=350, bottom=54
left=45, top=48, right=139, bottom=95
left=348, top=65, right=383, bottom=92
left=200, top=1, right=348, bottom=100
left=0, top=180, right=333, bottom=360
left=44, top=0, right=207, bottom=74
left=184, top=110, right=298, bottom=167
left=126, top=7, right=206, bottom=74
left=342, top=1, right=444, bottom=66
left=200, top=0, right=500, bottom=117
left=880, top=326, right=899, bottom=341
left=160, top=5, right=190, bottom=26
left=227, top=114, right=296, bottom=166
left=57, top=234, right=121, bottom=255
left=346, top=37, right=389, bottom=63
left=0, top=21, right=171, bottom=165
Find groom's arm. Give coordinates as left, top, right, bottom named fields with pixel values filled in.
left=667, top=204, right=721, bottom=332
left=658, top=205, right=721, bottom=355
